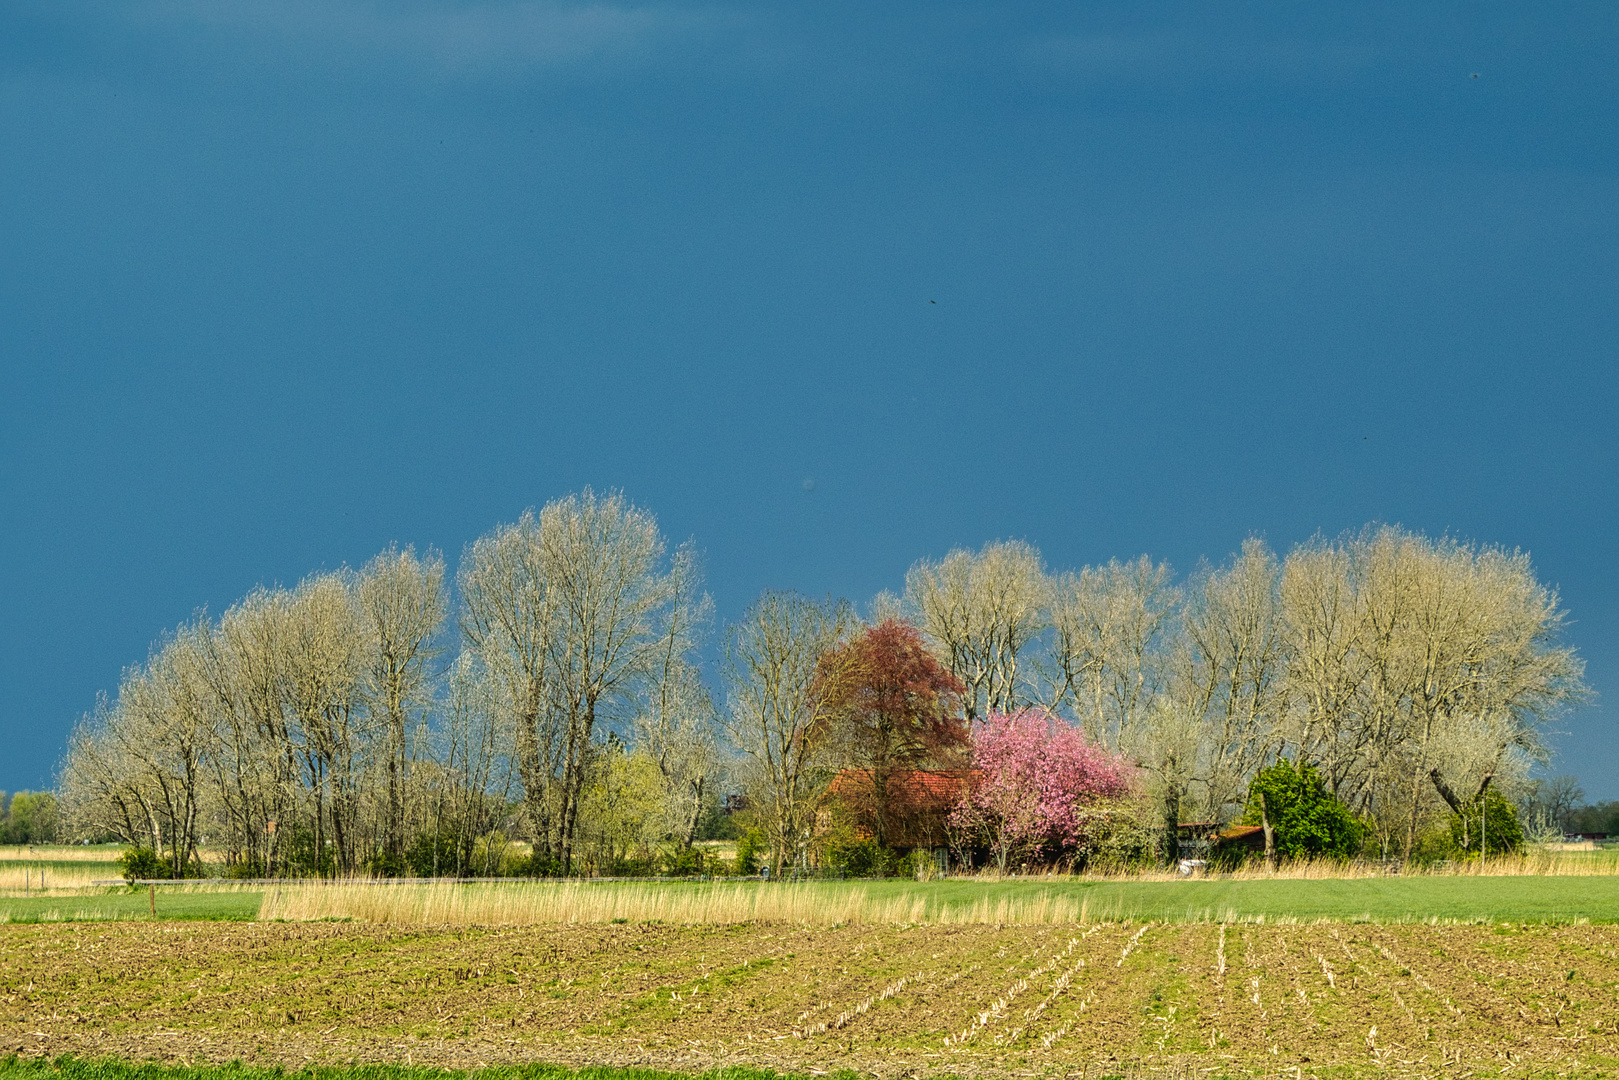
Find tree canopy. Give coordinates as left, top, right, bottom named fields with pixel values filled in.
left=1240, top=759, right=1363, bottom=861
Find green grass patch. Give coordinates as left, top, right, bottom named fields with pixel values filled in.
left=0, top=891, right=261, bottom=923
left=844, top=875, right=1619, bottom=924
left=0, top=1059, right=865, bottom=1080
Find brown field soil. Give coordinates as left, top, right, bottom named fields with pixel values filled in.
left=3, top=920, right=1618, bottom=1079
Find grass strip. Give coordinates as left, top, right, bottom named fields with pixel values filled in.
left=0, top=891, right=262, bottom=924
left=870, top=874, right=1619, bottom=923
left=1051, top=874, right=1619, bottom=923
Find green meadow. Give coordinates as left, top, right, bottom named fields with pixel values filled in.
left=0, top=890, right=261, bottom=924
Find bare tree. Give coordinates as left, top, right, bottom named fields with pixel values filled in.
left=722, top=592, right=858, bottom=874
left=1272, top=526, right=1588, bottom=857
left=905, top=540, right=1048, bottom=720
left=1521, top=774, right=1584, bottom=839
left=461, top=490, right=681, bottom=871
left=1131, top=697, right=1205, bottom=863
left=1045, top=555, right=1179, bottom=752
left=460, top=509, right=561, bottom=862
left=281, top=572, right=368, bottom=874
left=420, top=650, right=515, bottom=876
left=1391, top=537, right=1586, bottom=855
left=356, top=545, right=446, bottom=866
left=635, top=546, right=722, bottom=848
left=1131, top=538, right=1286, bottom=861
left=59, top=700, right=148, bottom=848
left=537, top=491, right=677, bottom=870
left=1277, top=537, right=1374, bottom=803
left=198, top=588, right=298, bottom=873
left=59, top=623, right=214, bottom=874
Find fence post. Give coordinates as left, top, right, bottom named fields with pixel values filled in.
left=149, top=883, right=156, bottom=917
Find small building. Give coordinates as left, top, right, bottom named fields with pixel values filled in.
left=1212, top=824, right=1267, bottom=856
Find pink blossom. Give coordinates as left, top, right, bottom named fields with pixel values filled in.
left=949, top=708, right=1134, bottom=871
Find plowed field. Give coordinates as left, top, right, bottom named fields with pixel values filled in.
left=4, top=920, right=1617, bottom=1078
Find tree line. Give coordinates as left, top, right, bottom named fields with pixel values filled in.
left=897, top=531, right=1584, bottom=860
left=56, top=490, right=1588, bottom=875
left=0, top=792, right=60, bottom=846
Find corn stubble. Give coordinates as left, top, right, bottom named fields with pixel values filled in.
left=4, top=917, right=1619, bottom=1078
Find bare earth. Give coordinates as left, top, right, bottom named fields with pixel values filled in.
left=3, top=920, right=1618, bottom=1078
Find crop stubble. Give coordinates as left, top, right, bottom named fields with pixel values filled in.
left=2, top=920, right=1617, bottom=1078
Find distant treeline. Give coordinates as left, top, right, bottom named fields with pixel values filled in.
left=1518, top=774, right=1619, bottom=837
left=0, top=791, right=60, bottom=845
left=1568, top=804, right=1619, bottom=836
left=55, top=490, right=1588, bottom=876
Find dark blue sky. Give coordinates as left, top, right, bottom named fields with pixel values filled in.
left=2, top=2, right=1614, bottom=796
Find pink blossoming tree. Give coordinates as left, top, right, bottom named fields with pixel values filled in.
left=949, top=707, right=1135, bottom=872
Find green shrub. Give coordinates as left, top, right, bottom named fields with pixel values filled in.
left=660, top=846, right=705, bottom=876
left=734, top=828, right=765, bottom=875
left=1240, top=759, right=1364, bottom=861
left=404, top=830, right=462, bottom=877
left=1071, top=793, right=1158, bottom=872
left=898, top=849, right=940, bottom=880
left=369, top=849, right=410, bottom=878
left=118, top=847, right=171, bottom=882
left=825, top=837, right=896, bottom=877
left=601, top=855, right=654, bottom=876
left=510, top=851, right=566, bottom=877
left=469, top=832, right=518, bottom=876
left=1449, top=789, right=1525, bottom=856
left=693, top=798, right=741, bottom=841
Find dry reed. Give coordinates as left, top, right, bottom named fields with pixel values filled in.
left=0, top=863, right=112, bottom=890
left=256, top=880, right=1109, bottom=927
left=250, top=848, right=1619, bottom=928
left=0, top=845, right=126, bottom=863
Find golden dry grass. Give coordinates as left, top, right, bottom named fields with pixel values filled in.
left=0, top=845, right=125, bottom=862
left=0, top=844, right=125, bottom=893
left=258, top=880, right=990, bottom=926
left=252, top=851, right=1619, bottom=929
left=255, top=880, right=1140, bottom=926
left=0, top=864, right=111, bottom=891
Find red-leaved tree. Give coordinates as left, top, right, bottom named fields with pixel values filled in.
left=949, top=707, right=1135, bottom=872
left=813, top=619, right=967, bottom=848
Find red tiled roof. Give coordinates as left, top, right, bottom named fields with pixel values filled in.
left=1213, top=824, right=1267, bottom=851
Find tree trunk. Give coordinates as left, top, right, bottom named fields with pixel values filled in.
left=1259, top=791, right=1275, bottom=870
left=1162, top=782, right=1180, bottom=865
